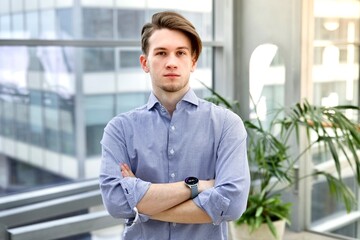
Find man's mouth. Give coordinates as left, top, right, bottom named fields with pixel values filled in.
left=164, top=73, right=180, bottom=77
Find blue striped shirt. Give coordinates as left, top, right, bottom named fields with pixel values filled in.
left=99, top=89, right=250, bottom=240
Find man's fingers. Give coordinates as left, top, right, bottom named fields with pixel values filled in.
left=120, top=163, right=135, bottom=177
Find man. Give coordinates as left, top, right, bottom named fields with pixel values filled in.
left=99, top=11, right=250, bottom=240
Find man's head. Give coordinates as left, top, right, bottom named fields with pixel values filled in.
left=141, top=11, right=202, bottom=62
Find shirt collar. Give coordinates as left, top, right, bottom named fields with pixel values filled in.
left=146, top=88, right=199, bottom=111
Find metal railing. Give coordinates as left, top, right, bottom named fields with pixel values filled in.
left=0, top=179, right=124, bottom=240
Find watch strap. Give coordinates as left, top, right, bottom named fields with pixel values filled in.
left=189, top=184, right=198, bottom=199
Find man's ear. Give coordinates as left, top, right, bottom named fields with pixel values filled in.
left=140, top=54, right=149, bottom=73
left=190, top=58, right=197, bottom=72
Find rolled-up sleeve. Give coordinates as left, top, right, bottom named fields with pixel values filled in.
left=99, top=119, right=151, bottom=221
left=193, top=110, right=250, bottom=225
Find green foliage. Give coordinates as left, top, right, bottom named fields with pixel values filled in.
left=236, top=192, right=291, bottom=239
left=201, top=82, right=360, bottom=238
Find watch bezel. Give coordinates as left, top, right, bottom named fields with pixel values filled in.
left=185, top=176, right=199, bottom=186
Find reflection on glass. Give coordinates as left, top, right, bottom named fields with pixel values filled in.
left=312, top=1, right=359, bottom=235
left=312, top=176, right=355, bottom=222
left=314, top=0, right=360, bottom=42
left=0, top=46, right=76, bottom=156
left=249, top=44, right=285, bottom=127
left=313, top=44, right=359, bottom=110
left=331, top=222, right=357, bottom=239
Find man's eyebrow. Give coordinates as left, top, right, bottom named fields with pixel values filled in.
left=153, top=46, right=190, bottom=51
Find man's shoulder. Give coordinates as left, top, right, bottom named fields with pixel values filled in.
left=108, top=104, right=148, bottom=125
left=198, top=98, right=243, bottom=123
left=198, top=98, right=234, bottom=113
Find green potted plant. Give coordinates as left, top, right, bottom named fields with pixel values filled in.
left=204, top=86, right=360, bottom=240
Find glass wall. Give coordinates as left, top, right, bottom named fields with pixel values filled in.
left=311, top=0, right=360, bottom=238
left=0, top=0, right=214, bottom=194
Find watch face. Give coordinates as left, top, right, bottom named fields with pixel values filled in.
left=185, top=176, right=199, bottom=185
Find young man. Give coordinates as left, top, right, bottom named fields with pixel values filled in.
left=99, top=11, right=250, bottom=240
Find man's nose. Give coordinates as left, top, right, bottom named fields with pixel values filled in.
left=166, top=54, right=178, bottom=69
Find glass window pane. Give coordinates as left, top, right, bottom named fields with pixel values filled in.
left=119, top=48, right=142, bottom=68
left=0, top=15, right=11, bottom=38
left=30, top=92, right=44, bottom=147
left=116, top=92, right=147, bottom=114
left=11, top=0, right=23, bottom=12
left=313, top=44, right=359, bottom=109
left=311, top=176, right=356, bottom=222
left=83, top=48, right=115, bottom=72
left=330, top=222, right=357, bottom=239
left=314, top=0, right=360, bottom=42
left=85, top=95, right=114, bottom=157
left=59, top=94, right=75, bottom=156
left=12, top=13, right=25, bottom=38
left=40, top=10, right=56, bottom=38
left=2, top=101, right=15, bottom=138
left=117, top=9, right=144, bottom=40
left=15, top=102, right=29, bottom=142
left=26, top=11, right=39, bottom=38
left=82, top=8, right=114, bottom=39
left=0, top=0, right=10, bottom=15
left=36, top=46, right=75, bottom=95
left=24, top=0, right=38, bottom=11
left=312, top=2, right=359, bottom=235
left=44, top=92, right=60, bottom=152
left=57, top=8, right=73, bottom=37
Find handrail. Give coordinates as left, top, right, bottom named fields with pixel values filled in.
left=7, top=210, right=125, bottom=240
left=0, top=190, right=102, bottom=227
left=0, top=179, right=124, bottom=240
left=0, top=179, right=99, bottom=211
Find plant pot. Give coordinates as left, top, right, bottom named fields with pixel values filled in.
left=229, top=219, right=286, bottom=240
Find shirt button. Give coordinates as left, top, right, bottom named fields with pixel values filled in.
left=173, top=223, right=176, bottom=227
left=169, top=149, right=175, bottom=155
left=170, top=173, right=175, bottom=178
left=171, top=125, right=175, bottom=131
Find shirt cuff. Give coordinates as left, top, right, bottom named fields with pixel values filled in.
left=125, top=207, right=150, bottom=226
left=193, top=188, right=230, bottom=225
left=120, top=177, right=151, bottom=216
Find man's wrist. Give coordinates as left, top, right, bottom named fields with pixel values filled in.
left=184, top=177, right=199, bottom=199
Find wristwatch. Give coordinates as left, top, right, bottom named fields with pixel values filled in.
left=184, top=176, right=199, bottom=199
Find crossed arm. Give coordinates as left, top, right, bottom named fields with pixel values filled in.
left=120, top=163, right=214, bottom=224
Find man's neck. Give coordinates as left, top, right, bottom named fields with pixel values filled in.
left=153, top=88, right=189, bottom=116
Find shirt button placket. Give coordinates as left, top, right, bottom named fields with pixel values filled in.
left=168, top=122, right=177, bottom=184
left=168, top=124, right=176, bottom=158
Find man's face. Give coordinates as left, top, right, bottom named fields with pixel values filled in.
left=140, top=29, right=197, bottom=95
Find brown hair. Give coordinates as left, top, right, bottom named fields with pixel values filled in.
left=141, top=11, right=202, bottom=61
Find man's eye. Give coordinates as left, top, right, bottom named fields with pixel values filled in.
left=156, top=52, right=166, bottom=56
left=177, top=51, right=186, bottom=56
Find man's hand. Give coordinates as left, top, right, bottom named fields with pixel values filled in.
left=120, top=163, right=135, bottom=178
